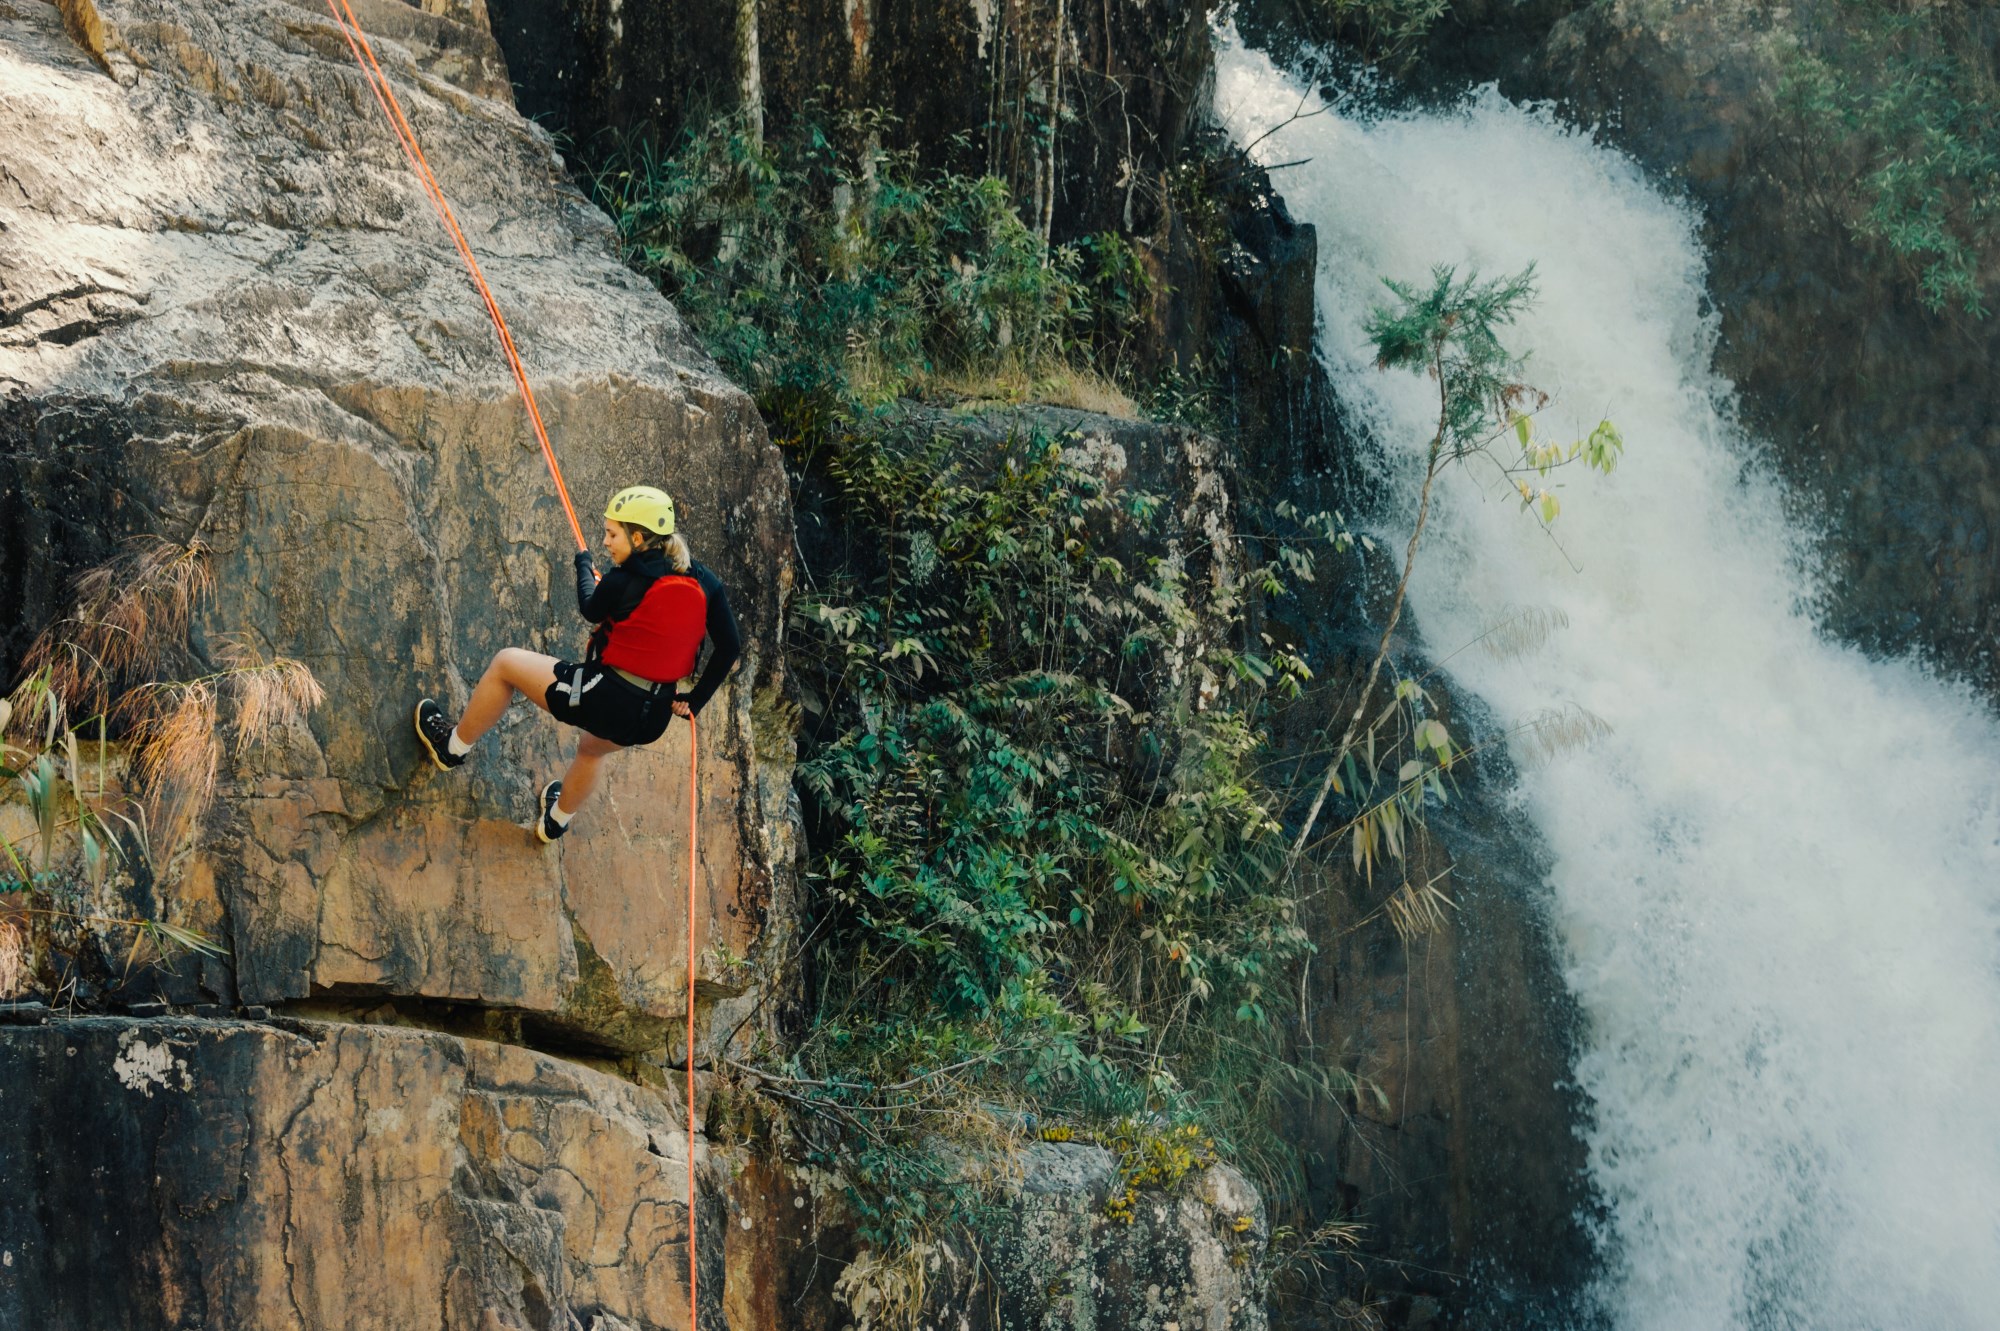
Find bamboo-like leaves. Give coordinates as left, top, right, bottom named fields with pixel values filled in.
left=1383, top=873, right=1456, bottom=944
left=1478, top=605, right=1571, bottom=661
left=1517, top=704, right=1613, bottom=769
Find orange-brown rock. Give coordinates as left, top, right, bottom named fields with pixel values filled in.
left=0, top=1015, right=833, bottom=1328
left=0, top=0, right=797, bottom=1048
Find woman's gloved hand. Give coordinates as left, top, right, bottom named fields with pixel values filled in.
left=573, top=550, right=598, bottom=615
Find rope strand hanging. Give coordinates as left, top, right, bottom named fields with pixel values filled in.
left=323, top=0, right=587, bottom=552
left=326, top=9, right=704, bottom=1327
left=685, top=714, right=700, bottom=1322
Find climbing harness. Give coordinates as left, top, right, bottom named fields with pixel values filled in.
left=322, top=0, right=586, bottom=553
left=324, top=8, right=705, bottom=1323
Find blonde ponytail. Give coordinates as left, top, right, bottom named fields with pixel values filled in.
left=617, top=521, right=694, bottom=572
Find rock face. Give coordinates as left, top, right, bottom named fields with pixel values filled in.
left=0, top=1016, right=825, bottom=1330
left=0, top=1013, right=1276, bottom=1330
left=928, top=1143, right=1269, bottom=1331
left=1277, top=743, right=1595, bottom=1325
left=0, top=0, right=797, bottom=1047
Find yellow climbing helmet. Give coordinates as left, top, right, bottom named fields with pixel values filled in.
left=604, top=485, right=676, bottom=537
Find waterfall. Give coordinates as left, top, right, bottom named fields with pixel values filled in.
left=1217, top=34, right=2000, bottom=1331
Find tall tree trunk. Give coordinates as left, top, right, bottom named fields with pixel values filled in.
left=1040, top=0, right=1066, bottom=249
left=736, top=0, right=764, bottom=147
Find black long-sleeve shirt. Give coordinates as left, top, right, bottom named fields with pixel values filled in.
left=573, top=547, right=742, bottom=715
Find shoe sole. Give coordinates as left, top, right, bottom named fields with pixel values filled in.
left=535, top=780, right=564, bottom=844
left=414, top=701, right=454, bottom=772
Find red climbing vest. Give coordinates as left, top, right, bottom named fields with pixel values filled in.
left=600, top=574, right=708, bottom=683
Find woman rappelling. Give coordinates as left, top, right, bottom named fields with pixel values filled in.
left=412, top=486, right=741, bottom=842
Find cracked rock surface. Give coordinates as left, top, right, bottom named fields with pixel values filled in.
left=0, top=0, right=797, bottom=1043
left=0, top=1016, right=823, bottom=1329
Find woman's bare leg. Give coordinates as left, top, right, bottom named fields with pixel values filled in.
left=455, top=648, right=560, bottom=743
left=556, top=732, right=623, bottom=814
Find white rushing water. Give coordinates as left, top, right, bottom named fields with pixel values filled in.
left=1216, top=33, right=2000, bottom=1331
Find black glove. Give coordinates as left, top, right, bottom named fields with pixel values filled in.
left=573, top=550, right=598, bottom=616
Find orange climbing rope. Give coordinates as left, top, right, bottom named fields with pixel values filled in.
left=323, top=0, right=587, bottom=553
left=327, top=9, right=705, bottom=1325
left=685, top=714, right=700, bottom=1326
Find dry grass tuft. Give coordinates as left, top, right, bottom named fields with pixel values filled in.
left=16, top=538, right=214, bottom=723
left=833, top=1243, right=935, bottom=1331
left=1, top=540, right=324, bottom=980
left=111, top=642, right=324, bottom=860
left=119, top=680, right=222, bottom=857
left=1028, top=366, right=1140, bottom=418
left=1269, top=1212, right=1372, bottom=1294
left=217, top=637, right=326, bottom=756
left=0, top=918, right=25, bottom=1000
left=914, top=363, right=1139, bottom=419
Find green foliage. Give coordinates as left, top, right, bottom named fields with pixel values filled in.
left=1102, top=1120, right=1218, bottom=1223
left=773, top=415, right=1330, bottom=1234
left=1141, top=354, right=1226, bottom=433
left=590, top=114, right=1103, bottom=428
left=1365, top=263, right=1539, bottom=456
left=588, top=105, right=1399, bottom=1270
left=1784, top=1, right=2000, bottom=314
left=1364, top=262, right=1620, bottom=507
left=1071, top=230, right=1159, bottom=380
left=1290, top=265, right=1621, bottom=876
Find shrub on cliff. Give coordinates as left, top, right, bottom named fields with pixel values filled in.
left=769, top=412, right=1331, bottom=1246
left=589, top=113, right=1151, bottom=429
left=1784, top=0, right=2000, bottom=315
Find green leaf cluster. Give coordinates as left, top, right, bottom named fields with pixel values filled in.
left=588, top=113, right=1155, bottom=430
left=779, top=417, right=1322, bottom=1227
left=1365, top=263, right=1539, bottom=461
left=1783, top=0, right=2000, bottom=315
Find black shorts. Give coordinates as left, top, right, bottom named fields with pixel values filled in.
left=544, top=659, right=676, bottom=748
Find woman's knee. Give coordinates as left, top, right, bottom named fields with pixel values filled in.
left=489, top=647, right=539, bottom=682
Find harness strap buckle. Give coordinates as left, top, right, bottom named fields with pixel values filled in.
left=612, top=665, right=670, bottom=694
